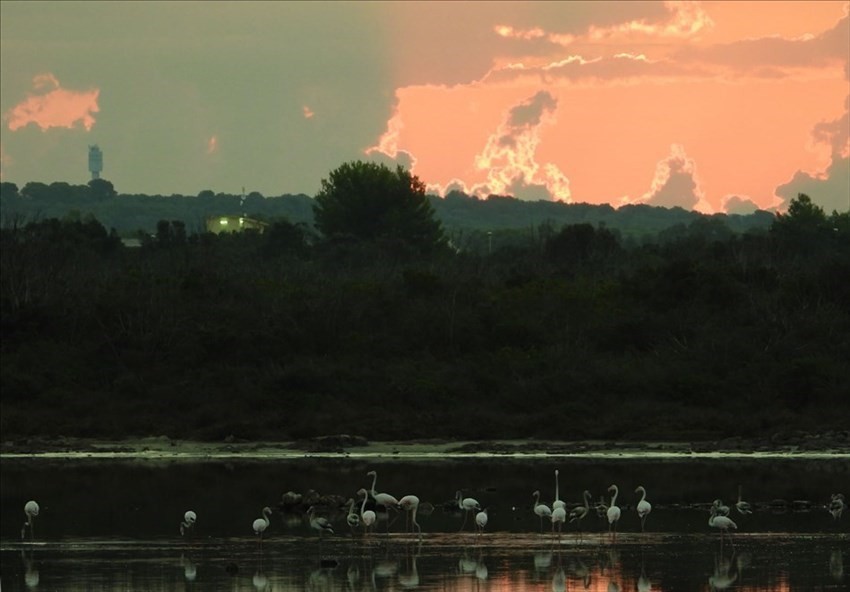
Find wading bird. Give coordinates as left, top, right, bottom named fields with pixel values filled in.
left=829, top=493, right=845, bottom=521
left=345, top=498, right=360, bottom=534
left=607, top=485, right=621, bottom=538
left=180, top=510, right=197, bottom=537
left=456, top=490, right=481, bottom=531
left=533, top=490, right=552, bottom=533
left=475, top=508, right=488, bottom=535
left=569, top=490, right=592, bottom=530
left=307, top=506, right=334, bottom=539
left=553, top=469, right=566, bottom=510
left=357, top=488, right=376, bottom=535
left=709, top=508, right=738, bottom=545
left=366, top=470, right=399, bottom=511
left=397, top=494, right=422, bottom=535
left=21, top=500, right=39, bottom=541
left=735, top=486, right=752, bottom=515
left=712, top=499, right=731, bottom=517
left=253, top=506, right=272, bottom=542
left=635, top=486, right=652, bottom=532
left=551, top=504, right=567, bottom=538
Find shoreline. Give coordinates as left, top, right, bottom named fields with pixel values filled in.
left=2, top=433, right=849, bottom=460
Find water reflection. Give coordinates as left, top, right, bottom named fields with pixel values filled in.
left=2, top=456, right=849, bottom=590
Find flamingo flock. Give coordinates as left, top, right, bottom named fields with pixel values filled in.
left=17, top=476, right=845, bottom=545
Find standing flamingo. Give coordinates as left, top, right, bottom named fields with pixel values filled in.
left=829, top=493, right=845, bottom=521
left=398, top=495, right=422, bottom=535
left=551, top=504, right=567, bottom=538
left=735, top=486, right=752, bottom=515
left=709, top=510, right=738, bottom=546
left=21, top=500, right=39, bottom=541
left=635, top=486, right=652, bottom=532
left=712, top=499, right=731, bottom=516
left=366, top=470, right=399, bottom=511
left=553, top=469, right=566, bottom=510
left=180, top=510, right=197, bottom=537
left=607, top=485, right=621, bottom=539
left=570, top=490, right=592, bottom=535
left=456, top=490, right=481, bottom=531
left=307, top=506, right=334, bottom=540
left=345, top=498, right=360, bottom=535
left=475, top=508, right=489, bottom=535
left=357, top=488, right=376, bottom=535
left=253, top=506, right=272, bottom=542
left=533, top=490, right=552, bottom=533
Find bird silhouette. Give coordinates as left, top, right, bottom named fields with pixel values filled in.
left=607, top=485, right=621, bottom=539
left=180, top=510, right=197, bottom=537
left=253, top=506, right=272, bottom=542
left=21, top=500, right=39, bottom=541
left=532, top=490, right=552, bottom=533
left=635, top=486, right=652, bottom=532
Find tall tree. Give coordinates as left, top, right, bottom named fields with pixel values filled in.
left=312, top=161, right=445, bottom=252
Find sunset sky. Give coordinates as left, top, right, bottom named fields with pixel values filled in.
left=1, top=1, right=847, bottom=213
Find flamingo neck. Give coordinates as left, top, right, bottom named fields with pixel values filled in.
left=584, top=491, right=591, bottom=508
left=611, top=488, right=619, bottom=505
left=555, top=471, right=560, bottom=501
left=370, top=473, right=378, bottom=495
left=361, top=493, right=368, bottom=515
left=639, top=488, right=647, bottom=503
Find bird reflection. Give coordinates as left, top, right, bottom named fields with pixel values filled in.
left=179, top=553, right=197, bottom=582
left=22, top=549, right=39, bottom=589
left=398, top=540, right=421, bottom=588
left=534, top=550, right=553, bottom=574
left=253, top=570, right=270, bottom=591
left=709, top=549, right=737, bottom=590
left=830, top=549, right=844, bottom=582
left=569, top=557, right=592, bottom=589
left=551, top=565, right=566, bottom=592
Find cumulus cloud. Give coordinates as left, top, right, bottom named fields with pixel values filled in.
left=4, top=73, right=100, bottom=132
left=365, top=103, right=418, bottom=171
left=638, top=144, right=706, bottom=211
left=473, top=91, right=571, bottom=201
left=775, top=156, right=850, bottom=214
left=722, top=195, right=762, bottom=215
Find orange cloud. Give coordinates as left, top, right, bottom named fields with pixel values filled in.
left=302, top=105, right=315, bottom=119
left=4, top=73, right=100, bottom=132
left=207, top=135, right=219, bottom=154
left=634, top=144, right=708, bottom=212
left=472, top=90, right=570, bottom=201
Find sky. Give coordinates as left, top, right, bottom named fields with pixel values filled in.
left=1, top=1, right=848, bottom=214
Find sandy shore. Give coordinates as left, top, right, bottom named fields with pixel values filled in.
left=2, top=432, right=849, bottom=460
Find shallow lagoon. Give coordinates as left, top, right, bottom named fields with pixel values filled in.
left=2, top=453, right=848, bottom=590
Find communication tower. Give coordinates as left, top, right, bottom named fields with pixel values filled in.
left=88, top=145, right=103, bottom=180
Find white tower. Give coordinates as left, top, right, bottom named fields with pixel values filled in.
left=88, top=145, right=103, bottom=180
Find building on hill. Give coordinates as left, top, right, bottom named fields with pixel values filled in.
left=205, top=215, right=269, bottom=235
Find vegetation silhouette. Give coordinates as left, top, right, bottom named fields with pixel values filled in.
left=1, top=184, right=848, bottom=443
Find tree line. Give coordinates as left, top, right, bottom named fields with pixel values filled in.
left=1, top=162, right=848, bottom=443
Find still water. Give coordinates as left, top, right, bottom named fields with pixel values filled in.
left=1, top=455, right=848, bottom=591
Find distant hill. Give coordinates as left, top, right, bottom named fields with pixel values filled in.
left=0, top=181, right=774, bottom=240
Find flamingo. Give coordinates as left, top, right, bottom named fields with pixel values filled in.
left=569, top=490, right=592, bottom=530
left=735, top=486, right=752, bottom=515
left=635, top=486, right=652, bottom=532
left=180, top=510, right=197, bottom=537
left=475, top=508, right=488, bottom=535
left=607, top=485, right=621, bottom=538
left=532, top=490, right=552, bottom=532
left=553, top=469, right=566, bottom=510
left=456, top=490, right=481, bottom=531
left=253, top=506, right=272, bottom=542
left=712, top=499, right=731, bottom=516
left=345, top=498, right=360, bottom=534
left=551, top=504, right=567, bottom=538
left=357, top=488, right=376, bottom=535
left=21, top=500, right=39, bottom=541
left=829, top=493, right=845, bottom=521
left=307, top=506, right=334, bottom=539
left=366, top=470, right=399, bottom=511
left=709, top=511, right=738, bottom=545
left=397, top=494, right=421, bottom=534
